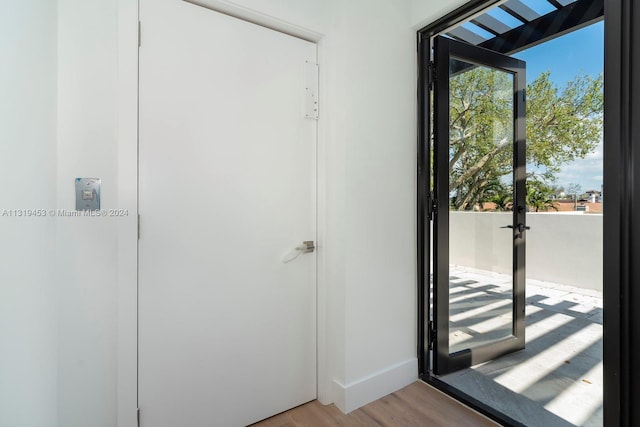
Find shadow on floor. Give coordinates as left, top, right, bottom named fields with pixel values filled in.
left=439, top=267, right=603, bottom=427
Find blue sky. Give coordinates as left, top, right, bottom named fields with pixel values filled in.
left=512, top=21, right=604, bottom=193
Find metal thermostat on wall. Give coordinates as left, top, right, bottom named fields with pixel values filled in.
left=75, top=178, right=101, bottom=211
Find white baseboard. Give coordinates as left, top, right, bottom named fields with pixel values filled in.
left=332, top=358, right=418, bottom=414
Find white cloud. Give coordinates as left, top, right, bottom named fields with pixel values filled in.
left=585, top=141, right=604, bottom=160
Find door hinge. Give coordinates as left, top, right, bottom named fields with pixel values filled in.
left=138, top=21, right=141, bottom=47
left=428, top=321, right=436, bottom=350
left=137, top=407, right=140, bottom=426
left=303, top=60, right=319, bottom=120
left=428, top=61, right=436, bottom=90
left=137, top=214, right=141, bottom=240
left=427, top=191, right=437, bottom=221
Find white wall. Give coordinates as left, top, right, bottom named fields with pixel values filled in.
left=411, top=0, right=467, bottom=29
left=3, top=0, right=604, bottom=422
left=450, top=212, right=514, bottom=276
left=0, top=2, right=58, bottom=426
left=451, top=212, right=603, bottom=291
left=125, top=0, right=432, bottom=415
left=527, top=213, right=603, bottom=290
left=338, top=0, right=417, bottom=404
left=208, top=0, right=421, bottom=411
left=56, top=1, right=119, bottom=426
left=48, top=0, right=464, bottom=424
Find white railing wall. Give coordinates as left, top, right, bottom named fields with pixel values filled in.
left=450, top=212, right=603, bottom=291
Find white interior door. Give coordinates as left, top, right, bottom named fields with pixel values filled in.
left=138, top=1, right=317, bottom=426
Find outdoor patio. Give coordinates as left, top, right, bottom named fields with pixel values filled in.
left=439, top=266, right=603, bottom=427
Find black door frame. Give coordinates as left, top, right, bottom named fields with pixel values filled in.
left=417, top=0, right=640, bottom=425
left=432, top=36, right=527, bottom=375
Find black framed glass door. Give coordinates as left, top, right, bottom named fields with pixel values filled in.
left=431, top=36, right=527, bottom=375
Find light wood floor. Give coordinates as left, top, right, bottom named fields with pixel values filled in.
left=252, top=381, right=499, bottom=427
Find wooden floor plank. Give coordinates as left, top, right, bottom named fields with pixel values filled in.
left=252, top=381, right=498, bottom=427
left=394, top=382, right=497, bottom=426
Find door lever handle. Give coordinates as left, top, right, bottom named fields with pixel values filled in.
left=282, top=241, right=315, bottom=263
left=501, top=224, right=530, bottom=232
left=301, top=241, right=315, bottom=253
left=501, top=224, right=530, bottom=239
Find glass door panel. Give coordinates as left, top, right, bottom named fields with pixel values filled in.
left=448, top=60, right=515, bottom=354
left=432, top=36, right=526, bottom=375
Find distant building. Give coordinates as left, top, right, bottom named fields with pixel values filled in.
left=554, top=200, right=602, bottom=213
left=585, top=190, right=602, bottom=203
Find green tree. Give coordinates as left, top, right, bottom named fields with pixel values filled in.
left=448, top=69, right=603, bottom=210
left=491, top=191, right=512, bottom=212
left=449, top=67, right=512, bottom=210
left=526, top=178, right=558, bottom=212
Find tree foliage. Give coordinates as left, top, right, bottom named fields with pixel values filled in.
left=448, top=68, right=603, bottom=211
left=526, top=177, right=558, bottom=212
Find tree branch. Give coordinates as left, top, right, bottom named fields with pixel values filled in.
left=449, top=137, right=510, bottom=192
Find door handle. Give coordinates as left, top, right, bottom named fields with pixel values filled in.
left=501, top=223, right=530, bottom=238
left=282, top=241, right=315, bottom=263
left=301, top=241, right=315, bottom=253
left=500, top=224, right=530, bottom=233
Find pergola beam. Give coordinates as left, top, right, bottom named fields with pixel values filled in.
left=479, top=0, right=604, bottom=54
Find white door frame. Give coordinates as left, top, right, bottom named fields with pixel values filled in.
left=116, top=1, right=328, bottom=425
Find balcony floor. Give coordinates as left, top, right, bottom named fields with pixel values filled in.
left=438, top=266, right=603, bottom=427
